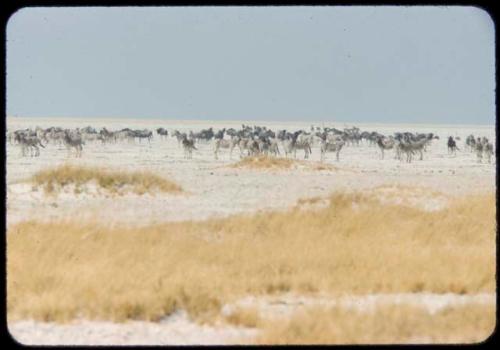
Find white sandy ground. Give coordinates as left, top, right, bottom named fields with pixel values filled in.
left=222, top=292, right=496, bottom=319
left=6, top=118, right=496, bottom=226
left=9, top=310, right=259, bottom=346
left=6, top=117, right=497, bottom=344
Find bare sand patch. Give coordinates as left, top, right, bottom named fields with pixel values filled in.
left=368, top=184, right=450, bottom=211
left=8, top=310, right=258, bottom=346
left=222, top=292, right=495, bottom=320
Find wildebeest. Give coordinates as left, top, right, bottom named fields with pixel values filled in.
left=133, top=129, right=153, bottom=143
left=447, top=136, right=459, bottom=156
left=156, top=128, right=169, bottom=140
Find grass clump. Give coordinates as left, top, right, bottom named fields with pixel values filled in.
left=224, top=307, right=262, bottom=328
left=7, top=190, right=495, bottom=324
left=255, top=304, right=495, bottom=344
left=231, top=156, right=296, bottom=169
left=231, top=155, right=338, bottom=171
left=31, top=164, right=182, bottom=195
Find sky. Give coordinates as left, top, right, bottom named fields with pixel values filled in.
left=6, top=6, right=495, bottom=124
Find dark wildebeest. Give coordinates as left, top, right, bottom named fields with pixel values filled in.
left=447, top=136, right=459, bottom=156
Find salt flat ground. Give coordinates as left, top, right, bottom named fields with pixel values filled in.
left=6, top=117, right=496, bottom=345
left=6, top=117, right=496, bottom=226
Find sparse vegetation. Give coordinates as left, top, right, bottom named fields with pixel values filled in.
left=230, top=156, right=338, bottom=171
left=224, top=307, right=262, bottom=328
left=31, top=164, right=182, bottom=195
left=7, top=190, right=495, bottom=325
left=255, top=304, right=495, bottom=344
left=230, top=156, right=296, bottom=169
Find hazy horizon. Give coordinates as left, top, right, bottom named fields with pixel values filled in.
left=6, top=115, right=495, bottom=128
left=7, top=6, right=495, bottom=125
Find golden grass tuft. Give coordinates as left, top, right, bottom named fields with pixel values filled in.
left=7, top=190, right=495, bottom=324
left=255, top=303, right=496, bottom=344
left=223, top=307, right=262, bottom=328
left=230, top=156, right=338, bottom=171
left=230, top=156, right=296, bottom=169
left=31, top=164, right=182, bottom=195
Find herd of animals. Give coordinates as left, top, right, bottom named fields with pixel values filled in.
left=6, top=124, right=495, bottom=164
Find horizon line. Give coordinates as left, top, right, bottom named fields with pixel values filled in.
left=6, top=115, right=495, bottom=128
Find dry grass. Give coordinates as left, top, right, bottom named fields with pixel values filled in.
left=7, top=190, right=495, bottom=324
left=223, top=307, right=262, bottom=328
left=230, top=156, right=297, bottom=169
left=31, top=164, right=182, bottom=195
left=230, top=155, right=338, bottom=171
left=255, top=303, right=496, bottom=344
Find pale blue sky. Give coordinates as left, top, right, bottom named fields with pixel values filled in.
left=6, top=6, right=495, bottom=124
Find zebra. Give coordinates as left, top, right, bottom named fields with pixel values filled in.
left=35, top=126, right=49, bottom=144
left=172, top=130, right=186, bottom=147
left=283, top=131, right=312, bottom=159
left=406, top=138, right=426, bottom=162
left=181, top=135, right=197, bottom=159
left=199, top=128, right=215, bottom=142
left=475, top=142, right=483, bottom=163
left=247, top=139, right=261, bottom=156
left=213, top=128, right=226, bottom=140
left=320, top=139, right=345, bottom=162
left=236, top=137, right=252, bottom=158
left=99, top=128, right=116, bottom=144
left=214, top=137, right=239, bottom=160
left=376, top=136, right=395, bottom=159
left=395, top=138, right=426, bottom=163
left=50, top=130, right=67, bottom=146
left=281, top=137, right=294, bottom=158
left=267, top=138, right=280, bottom=157
left=15, top=133, right=45, bottom=157
left=10, top=129, right=29, bottom=145
left=63, top=130, right=84, bottom=157
left=114, top=129, right=135, bottom=143
left=256, top=138, right=271, bottom=156
left=81, top=132, right=98, bottom=143
left=484, top=142, right=494, bottom=163
left=465, top=135, right=476, bottom=152
left=7, top=130, right=16, bottom=145
left=81, top=126, right=97, bottom=134
left=396, top=141, right=415, bottom=163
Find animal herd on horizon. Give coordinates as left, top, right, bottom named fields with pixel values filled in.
left=6, top=124, right=495, bottom=164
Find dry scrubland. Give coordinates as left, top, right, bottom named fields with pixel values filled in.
left=31, top=164, right=183, bottom=195
left=8, top=190, right=495, bottom=335
left=6, top=119, right=496, bottom=344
